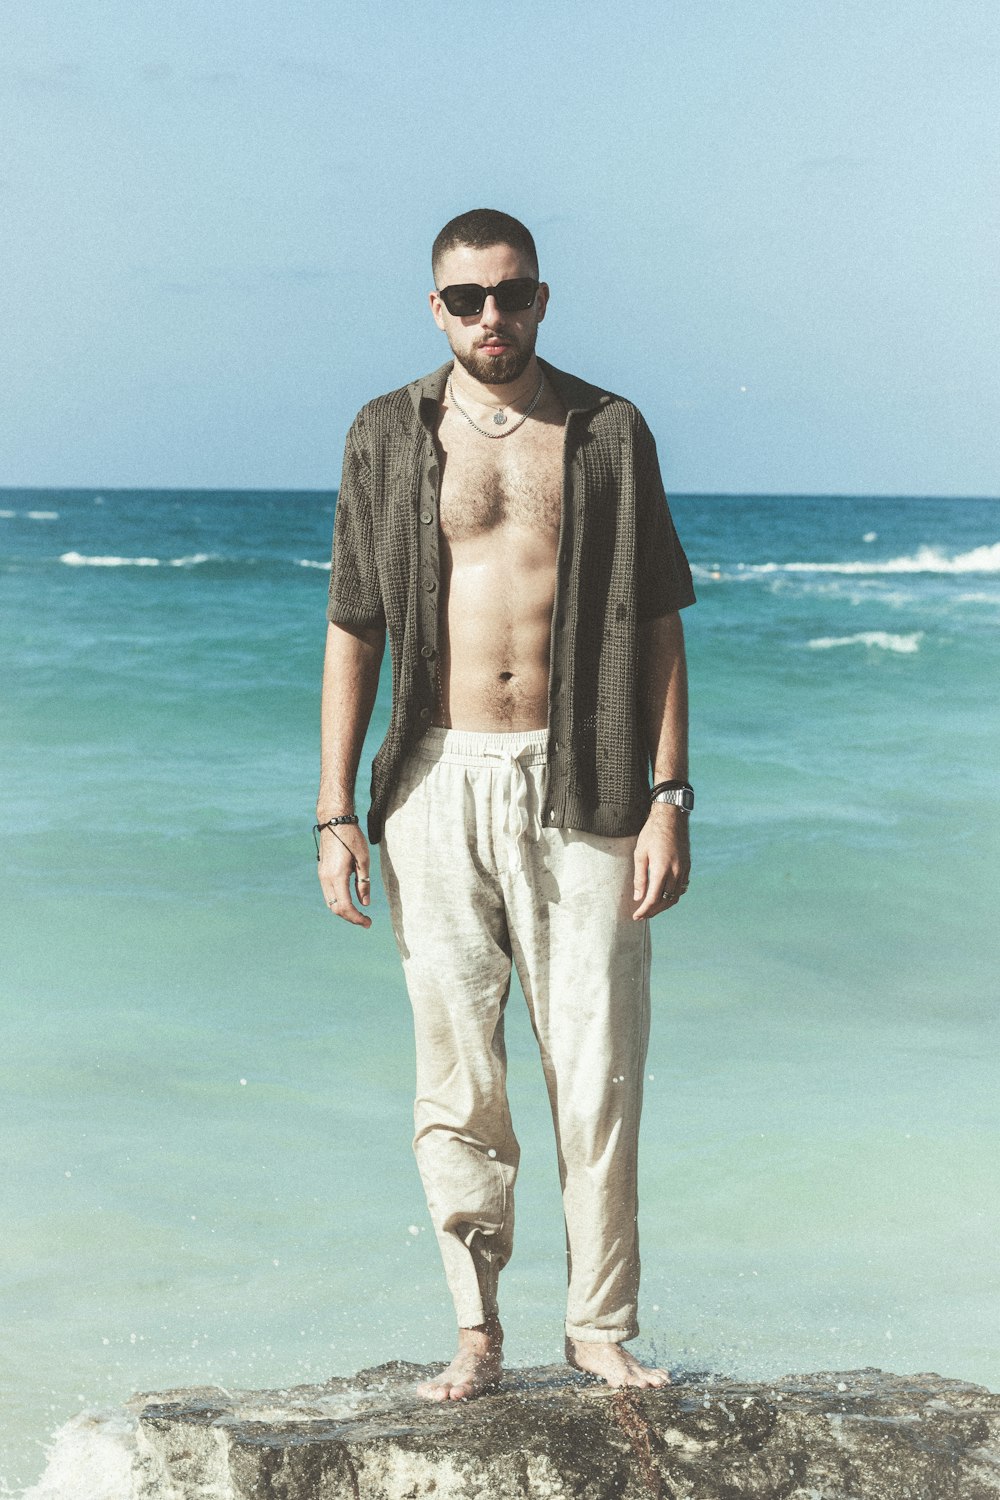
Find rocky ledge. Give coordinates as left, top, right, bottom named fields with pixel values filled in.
left=39, top=1362, right=1000, bottom=1499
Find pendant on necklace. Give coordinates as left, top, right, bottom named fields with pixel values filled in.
left=493, top=410, right=508, bottom=426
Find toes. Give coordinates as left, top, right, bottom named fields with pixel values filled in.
left=416, top=1381, right=449, bottom=1402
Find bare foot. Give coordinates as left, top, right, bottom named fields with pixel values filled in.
left=566, top=1337, right=670, bottom=1389
left=417, top=1318, right=504, bottom=1402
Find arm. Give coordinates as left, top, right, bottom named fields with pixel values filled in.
left=632, top=610, right=691, bottom=920
left=316, top=619, right=385, bottom=928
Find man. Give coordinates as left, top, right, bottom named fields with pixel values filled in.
left=316, top=208, right=695, bottom=1400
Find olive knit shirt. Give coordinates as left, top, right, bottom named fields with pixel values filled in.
left=327, top=356, right=696, bottom=844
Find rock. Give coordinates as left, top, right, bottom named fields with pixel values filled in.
left=30, top=1363, right=1000, bottom=1499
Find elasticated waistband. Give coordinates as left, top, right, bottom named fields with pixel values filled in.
left=412, top=725, right=550, bottom=768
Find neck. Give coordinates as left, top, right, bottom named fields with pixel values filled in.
left=449, top=355, right=542, bottom=409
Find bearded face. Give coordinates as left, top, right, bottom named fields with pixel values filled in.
left=430, top=242, right=548, bottom=390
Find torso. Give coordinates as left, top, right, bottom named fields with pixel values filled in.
left=433, top=373, right=567, bottom=730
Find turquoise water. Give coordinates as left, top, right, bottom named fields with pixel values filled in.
left=2, top=488, right=998, bottom=1493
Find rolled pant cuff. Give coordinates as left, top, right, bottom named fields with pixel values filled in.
left=565, top=1321, right=639, bottom=1344
left=455, top=1300, right=498, bottom=1329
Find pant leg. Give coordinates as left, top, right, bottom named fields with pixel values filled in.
left=379, top=744, right=519, bottom=1328
left=502, top=766, right=652, bottom=1343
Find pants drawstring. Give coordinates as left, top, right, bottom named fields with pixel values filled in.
left=484, top=747, right=538, bottom=873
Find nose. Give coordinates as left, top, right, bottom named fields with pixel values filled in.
left=479, top=294, right=504, bottom=327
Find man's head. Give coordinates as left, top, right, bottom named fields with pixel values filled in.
left=429, top=208, right=549, bottom=387
left=431, top=208, right=539, bottom=284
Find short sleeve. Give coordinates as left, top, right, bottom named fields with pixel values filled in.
left=326, top=417, right=386, bottom=629
left=634, top=414, right=696, bottom=622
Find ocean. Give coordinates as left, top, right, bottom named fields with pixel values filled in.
left=2, top=487, right=998, bottom=1494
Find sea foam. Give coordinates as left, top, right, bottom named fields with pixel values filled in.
left=21, top=1408, right=138, bottom=1500
left=741, top=542, right=1000, bottom=576
left=807, top=631, right=924, bottom=653
left=59, top=552, right=212, bottom=568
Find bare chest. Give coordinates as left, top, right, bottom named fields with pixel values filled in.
left=437, top=416, right=565, bottom=543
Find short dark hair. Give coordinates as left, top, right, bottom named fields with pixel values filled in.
left=432, top=208, right=539, bottom=283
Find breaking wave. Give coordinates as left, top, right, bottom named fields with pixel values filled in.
left=738, top=543, right=1000, bottom=576
left=59, top=552, right=214, bottom=568
left=807, top=631, right=924, bottom=654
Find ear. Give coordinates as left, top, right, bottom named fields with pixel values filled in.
left=536, top=281, right=550, bottom=323
left=429, top=289, right=447, bottom=331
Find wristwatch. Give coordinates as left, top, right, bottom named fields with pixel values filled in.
left=650, top=780, right=694, bottom=813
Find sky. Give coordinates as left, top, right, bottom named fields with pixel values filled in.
left=1, top=0, right=997, bottom=495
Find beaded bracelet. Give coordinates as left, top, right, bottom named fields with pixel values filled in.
left=313, top=813, right=360, bottom=860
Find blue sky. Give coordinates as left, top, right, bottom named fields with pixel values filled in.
left=1, top=0, right=997, bottom=494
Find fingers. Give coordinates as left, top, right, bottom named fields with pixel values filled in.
left=632, top=879, right=666, bottom=921
left=634, top=887, right=685, bottom=921
left=632, top=846, right=649, bottom=908
left=632, top=862, right=691, bottom=921
left=353, top=841, right=371, bottom=908
left=641, top=889, right=682, bottom=920
left=331, top=861, right=371, bottom=927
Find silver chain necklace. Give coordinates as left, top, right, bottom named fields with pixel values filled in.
left=447, top=369, right=545, bottom=439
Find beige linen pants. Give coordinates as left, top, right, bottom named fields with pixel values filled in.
left=379, top=727, right=652, bottom=1343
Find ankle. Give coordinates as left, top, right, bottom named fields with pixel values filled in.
left=459, top=1317, right=503, bottom=1348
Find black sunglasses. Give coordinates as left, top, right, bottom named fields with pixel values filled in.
left=437, top=277, right=539, bottom=318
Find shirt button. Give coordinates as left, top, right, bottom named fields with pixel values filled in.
left=420, top=645, right=435, bottom=659
left=420, top=510, right=433, bottom=524
left=419, top=707, right=430, bottom=720
left=423, top=578, right=437, bottom=592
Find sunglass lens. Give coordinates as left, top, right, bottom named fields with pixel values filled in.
left=494, top=279, right=537, bottom=312
left=441, top=284, right=485, bottom=317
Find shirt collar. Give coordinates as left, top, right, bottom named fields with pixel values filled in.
left=407, top=356, right=613, bottom=426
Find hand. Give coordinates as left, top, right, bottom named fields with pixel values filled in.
left=632, top=804, right=691, bottom=921
left=317, top=819, right=373, bottom=928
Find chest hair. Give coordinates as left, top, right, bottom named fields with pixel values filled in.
left=439, top=440, right=563, bottom=542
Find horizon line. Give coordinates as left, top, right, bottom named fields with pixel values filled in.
left=1, top=485, right=998, bottom=504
